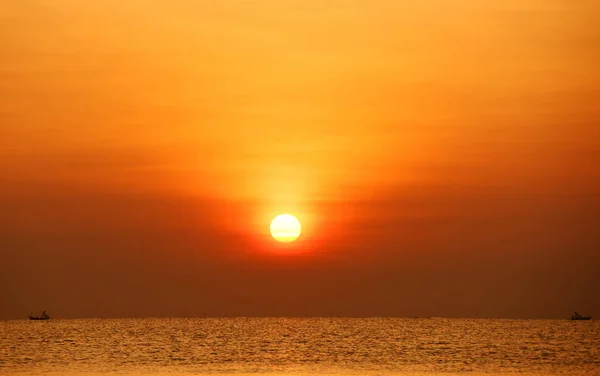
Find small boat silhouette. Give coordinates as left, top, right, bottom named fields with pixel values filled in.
left=29, top=311, right=50, bottom=320
left=570, top=312, right=591, bottom=320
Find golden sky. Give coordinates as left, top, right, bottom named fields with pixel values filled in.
left=1, top=0, right=599, bottom=318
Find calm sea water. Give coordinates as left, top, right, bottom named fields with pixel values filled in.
left=1, top=318, right=599, bottom=376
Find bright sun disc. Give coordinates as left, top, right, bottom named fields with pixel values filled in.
left=270, top=214, right=301, bottom=243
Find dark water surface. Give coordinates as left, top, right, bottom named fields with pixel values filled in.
left=1, top=318, right=599, bottom=375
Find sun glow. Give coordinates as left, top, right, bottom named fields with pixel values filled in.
left=270, top=214, right=302, bottom=243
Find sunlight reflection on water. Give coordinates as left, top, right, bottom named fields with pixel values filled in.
left=1, top=318, right=599, bottom=375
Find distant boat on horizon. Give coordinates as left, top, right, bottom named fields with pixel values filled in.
left=570, top=312, right=591, bottom=321
left=29, top=311, right=50, bottom=321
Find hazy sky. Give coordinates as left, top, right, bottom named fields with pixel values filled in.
left=1, top=0, right=599, bottom=319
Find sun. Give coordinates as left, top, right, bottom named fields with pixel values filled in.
left=270, top=214, right=302, bottom=243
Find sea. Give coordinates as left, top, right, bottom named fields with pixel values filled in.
left=1, top=318, right=599, bottom=376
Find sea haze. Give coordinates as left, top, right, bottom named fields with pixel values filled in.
left=1, top=318, right=599, bottom=375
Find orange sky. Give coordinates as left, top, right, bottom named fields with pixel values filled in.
left=1, top=1, right=599, bottom=319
